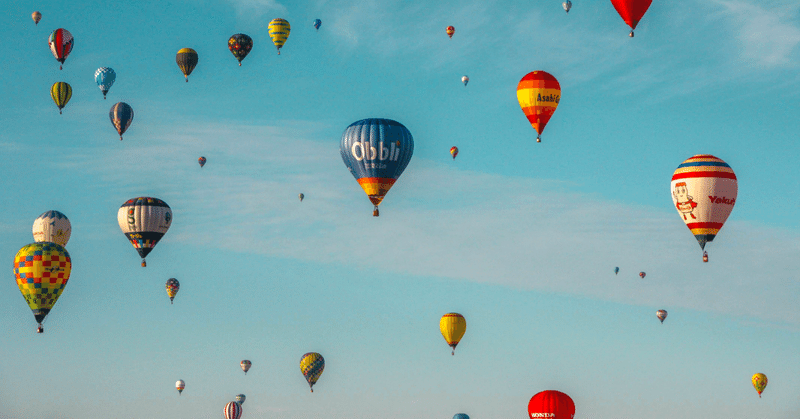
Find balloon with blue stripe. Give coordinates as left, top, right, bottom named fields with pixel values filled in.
left=95, top=67, right=116, bottom=99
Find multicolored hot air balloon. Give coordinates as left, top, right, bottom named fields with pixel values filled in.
left=639, top=272, right=646, bottom=278
left=614, top=267, right=619, bottom=275
left=313, top=19, right=322, bottom=31
left=446, top=26, right=455, bottom=38
left=300, top=352, right=325, bottom=392
left=517, top=71, right=561, bottom=143
left=166, top=278, right=179, bottom=304
left=224, top=401, right=242, bottom=419
left=198, top=156, right=206, bottom=168
left=453, top=414, right=469, bottom=419
left=32, top=11, right=42, bottom=25
left=176, top=48, right=198, bottom=81
left=235, top=394, right=246, bottom=405
left=228, top=34, right=253, bottom=66
left=299, top=193, right=304, bottom=202
left=610, top=0, right=653, bottom=37
left=440, top=313, right=466, bottom=355
left=176, top=380, right=185, bottom=395
left=117, top=197, right=172, bottom=267
left=268, top=18, right=291, bottom=54
left=14, top=242, right=71, bottom=333
left=340, top=118, right=414, bottom=216
left=656, top=309, right=667, bottom=324
left=462, top=75, right=469, bottom=86
left=450, top=146, right=458, bottom=160
left=110, top=102, right=134, bottom=140
left=528, top=390, right=575, bottom=419
left=32, top=210, right=71, bottom=247
left=95, top=67, right=116, bottom=99
left=241, top=360, right=251, bottom=374
left=50, top=82, right=71, bottom=115
left=752, top=373, right=767, bottom=398
left=563, top=1, right=572, bottom=13
left=671, top=155, right=737, bottom=262
left=48, top=28, right=73, bottom=70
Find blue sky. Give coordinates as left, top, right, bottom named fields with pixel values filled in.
left=1, top=0, right=800, bottom=418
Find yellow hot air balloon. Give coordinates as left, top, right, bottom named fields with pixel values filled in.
left=268, top=18, right=291, bottom=55
left=50, top=82, right=72, bottom=115
left=14, top=242, right=72, bottom=333
left=440, top=313, right=466, bottom=355
left=752, top=373, right=767, bottom=398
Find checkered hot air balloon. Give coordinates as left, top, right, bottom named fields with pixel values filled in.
left=14, top=242, right=71, bottom=333
left=300, top=352, right=324, bottom=392
left=32, top=210, right=71, bottom=247
left=117, top=197, right=172, bottom=267
left=95, top=67, right=116, bottom=99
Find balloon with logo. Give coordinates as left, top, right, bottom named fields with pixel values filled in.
left=752, top=373, right=767, bottom=398
left=313, top=19, right=322, bottom=31
left=563, top=0, right=572, bottom=13
left=176, top=48, right=198, bottom=81
left=176, top=380, right=185, bottom=395
left=528, top=390, right=575, bottom=419
left=110, top=102, right=134, bottom=140
left=671, top=155, right=737, bottom=262
left=614, top=267, right=619, bottom=275
left=228, top=34, right=253, bottom=66
left=95, top=67, right=116, bottom=99
left=235, top=394, right=246, bottom=405
left=440, top=313, right=466, bottom=355
left=117, top=197, right=172, bottom=267
left=462, top=75, right=469, bottom=86
left=656, top=309, right=667, bottom=324
left=32, top=11, right=42, bottom=25
left=450, top=146, right=458, bottom=160
left=14, top=242, right=71, bottom=333
left=198, top=156, right=206, bottom=168
left=300, top=352, right=325, bottom=392
left=340, top=118, right=414, bottom=216
left=48, top=28, right=73, bottom=70
left=268, top=18, right=290, bottom=54
left=610, top=0, right=653, bottom=37
left=446, top=26, right=455, bottom=38
left=50, top=82, right=71, bottom=115
left=166, top=278, right=179, bottom=304
left=224, top=401, right=242, bottom=419
left=32, top=210, right=71, bottom=246
left=241, top=360, right=251, bottom=374
left=517, top=71, right=561, bottom=143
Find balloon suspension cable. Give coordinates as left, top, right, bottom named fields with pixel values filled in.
left=373, top=206, right=379, bottom=217
left=141, top=259, right=147, bottom=267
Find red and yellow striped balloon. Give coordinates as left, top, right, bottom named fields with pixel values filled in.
left=516, top=71, right=561, bottom=142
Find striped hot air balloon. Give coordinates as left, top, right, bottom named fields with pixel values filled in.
left=268, top=18, right=291, bottom=54
left=224, top=401, right=243, bottom=419
left=300, top=352, right=325, bottom=392
left=671, top=155, right=737, bottom=262
left=48, top=28, right=73, bottom=69
left=517, top=71, right=561, bottom=143
left=176, top=48, right=198, bottom=81
left=32, top=210, right=71, bottom=246
left=117, top=197, right=172, bottom=267
left=109, top=102, right=134, bottom=140
left=14, top=242, right=71, bottom=333
left=440, top=313, right=466, bottom=355
left=50, top=82, right=71, bottom=114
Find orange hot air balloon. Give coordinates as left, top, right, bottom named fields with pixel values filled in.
left=446, top=26, right=455, bottom=38
left=517, top=71, right=561, bottom=143
left=450, top=146, right=458, bottom=160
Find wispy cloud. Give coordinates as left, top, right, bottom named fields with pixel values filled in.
left=225, top=0, right=287, bottom=20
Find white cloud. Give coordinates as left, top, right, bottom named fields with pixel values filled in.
left=225, top=0, right=287, bottom=20
left=714, top=0, right=800, bottom=67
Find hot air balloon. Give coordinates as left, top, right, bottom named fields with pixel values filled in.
left=166, top=278, right=179, bottom=304
left=228, top=34, right=253, bottom=66
left=95, top=67, right=116, bottom=99
left=517, top=71, right=561, bottom=143
left=50, top=82, right=71, bottom=115
left=656, top=309, right=667, bottom=323
left=462, top=75, right=469, bottom=86
left=300, top=352, right=325, bottom=392
left=340, top=118, right=414, bottom=216
left=110, top=102, right=134, bottom=140
left=313, top=19, right=322, bottom=31
left=453, top=414, right=469, bottom=419
left=639, top=272, right=646, bottom=278
left=528, top=390, right=575, bottom=419
left=235, top=394, right=246, bottom=405
left=268, top=18, right=290, bottom=55
left=176, top=380, right=185, bottom=395
left=241, top=360, right=251, bottom=374
left=117, top=197, right=172, bottom=267
left=671, top=155, right=737, bottom=262
left=32, top=11, right=42, bottom=25
left=440, top=313, right=466, bottom=355
left=610, top=0, right=653, bottom=37
left=614, top=267, right=619, bottom=275
left=198, top=156, right=206, bottom=168
left=446, top=26, right=455, bottom=38
left=450, top=146, right=458, bottom=160
left=299, top=193, right=304, bottom=202
left=32, top=210, right=71, bottom=246
left=563, top=1, right=572, bottom=13
left=48, top=28, right=73, bottom=70
left=224, top=401, right=242, bottom=419
left=752, top=373, right=767, bottom=398
left=14, top=242, right=71, bottom=333
left=176, top=48, right=198, bottom=82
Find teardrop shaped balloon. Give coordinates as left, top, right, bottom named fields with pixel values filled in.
left=166, top=278, right=179, bottom=304
left=300, top=352, right=325, bottom=392
left=241, top=359, right=251, bottom=374
left=109, top=102, right=134, bottom=140
left=176, top=380, right=185, bottom=395
left=462, top=75, right=469, bottom=86
left=450, top=146, right=458, bottom=160
left=440, top=313, right=466, bottom=355
left=671, top=155, right=737, bottom=260
left=228, top=34, right=253, bottom=66
left=268, top=18, right=291, bottom=55
left=235, top=394, right=246, bottom=405
left=517, top=71, right=560, bottom=143
left=14, top=242, right=71, bottom=333
left=299, top=193, right=304, bottom=202
left=656, top=309, right=667, bottom=324
left=176, top=48, right=198, bottom=82
left=95, top=67, right=116, bottom=99
left=752, top=373, right=767, bottom=398
left=198, top=156, right=206, bottom=167
left=446, top=26, right=455, bottom=38
left=340, top=118, right=414, bottom=216
left=117, top=197, right=172, bottom=267
left=610, top=0, right=653, bottom=37
left=563, top=0, right=572, bottom=13
left=639, top=271, right=646, bottom=278
left=614, top=266, right=619, bottom=275
left=313, top=19, right=322, bottom=31
left=224, top=401, right=243, bottom=419
left=50, top=82, right=71, bottom=115
left=32, top=210, right=71, bottom=246
left=32, top=11, right=42, bottom=25
left=528, top=390, right=575, bottom=419
left=48, top=28, right=73, bottom=70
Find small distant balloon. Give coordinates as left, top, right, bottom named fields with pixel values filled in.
left=639, top=272, right=646, bottom=279
left=50, top=82, right=72, bottom=114
left=166, top=278, right=179, bottom=304
left=563, top=0, right=572, bottom=13
left=313, top=19, right=322, bottom=31
left=440, top=313, right=466, bottom=355
left=95, top=67, right=116, bottom=99
left=450, top=146, right=458, bottom=160
left=241, top=360, right=251, bottom=374
left=656, top=309, right=667, bottom=324
left=752, top=373, right=767, bottom=398
left=176, top=48, right=198, bottom=81
left=446, top=26, right=455, bottom=38
left=614, top=267, right=619, bottom=275
left=32, top=11, right=42, bottom=25
left=198, top=156, right=206, bottom=167
left=462, top=75, right=469, bottom=86
left=299, top=193, right=304, bottom=202
left=453, top=414, right=470, bottom=419
left=235, top=394, right=246, bottom=405
left=109, top=102, right=134, bottom=140
left=176, top=380, right=185, bottom=395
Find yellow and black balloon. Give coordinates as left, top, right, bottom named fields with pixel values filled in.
left=50, top=82, right=72, bottom=114
left=268, top=19, right=290, bottom=55
left=176, top=48, right=198, bottom=82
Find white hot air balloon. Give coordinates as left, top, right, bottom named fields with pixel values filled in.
left=32, top=210, right=71, bottom=246
left=117, top=197, right=172, bottom=267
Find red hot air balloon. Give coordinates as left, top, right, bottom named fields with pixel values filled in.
left=528, top=390, right=575, bottom=419
left=446, top=26, right=455, bottom=38
left=639, top=272, right=646, bottom=279
left=610, top=0, right=653, bottom=37
left=450, top=146, right=458, bottom=160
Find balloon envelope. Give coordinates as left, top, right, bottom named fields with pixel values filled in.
left=440, top=313, right=467, bottom=355
left=176, top=380, right=185, bottom=394
left=117, top=197, right=172, bottom=266
left=32, top=11, right=42, bottom=25
left=176, top=48, right=198, bottom=81
left=639, top=272, right=646, bottom=278
left=241, top=360, right=251, bottom=374
left=166, top=278, right=179, bottom=303
left=48, top=28, right=73, bottom=69
left=14, top=242, right=71, bottom=329
left=462, top=75, right=469, bottom=86
left=50, top=82, right=72, bottom=114
left=224, top=401, right=243, bottom=419
left=614, top=267, right=619, bottom=275
left=656, top=309, right=667, bottom=323
left=228, top=34, right=253, bottom=65
left=313, top=19, right=322, bottom=30
left=109, top=102, right=134, bottom=140
left=752, top=373, right=767, bottom=398
left=610, top=0, right=653, bottom=35
left=198, top=156, right=206, bottom=167
left=517, top=71, right=561, bottom=141
left=450, top=146, right=458, bottom=160
left=528, top=390, right=575, bottom=419
left=300, top=352, right=325, bottom=391
left=563, top=0, right=572, bottom=12
left=95, top=67, right=116, bottom=99
left=32, top=210, right=71, bottom=246
left=235, top=394, right=246, bottom=405
left=453, top=414, right=470, bottom=419
left=446, top=26, right=455, bottom=38
left=268, top=18, right=291, bottom=54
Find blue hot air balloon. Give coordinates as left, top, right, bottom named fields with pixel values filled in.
left=313, top=19, right=322, bottom=31
left=453, top=414, right=470, bottom=419
left=340, top=118, right=414, bottom=217
left=95, top=67, right=116, bottom=99
left=614, top=267, right=619, bottom=275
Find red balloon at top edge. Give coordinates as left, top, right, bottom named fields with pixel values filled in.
left=528, top=390, right=575, bottom=419
left=610, top=0, right=652, bottom=31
